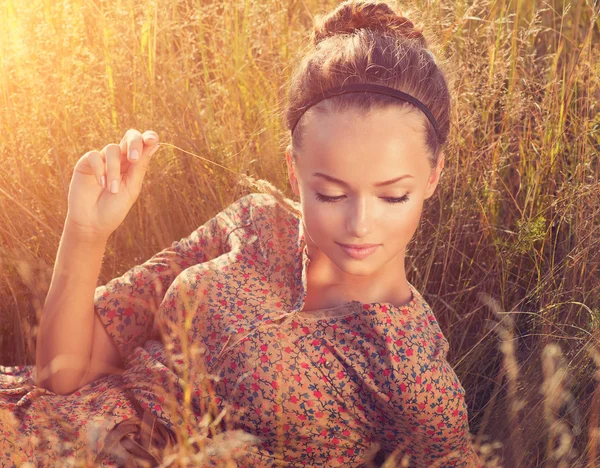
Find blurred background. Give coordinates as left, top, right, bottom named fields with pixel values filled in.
left=0, top=0, right=599, bottom=466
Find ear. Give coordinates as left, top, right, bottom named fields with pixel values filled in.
left=423, top=151, right=445, bottom=200
left=286, top=145, right=300, bottom=197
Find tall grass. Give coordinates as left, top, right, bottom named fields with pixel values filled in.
left=0, top=0, right=599, bottom=466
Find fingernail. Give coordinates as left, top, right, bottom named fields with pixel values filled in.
left=101, top=176, right=106, bottom=189
left=130, top=149, right=139, bottom=161
left=110, top=179, right=119, bottom=194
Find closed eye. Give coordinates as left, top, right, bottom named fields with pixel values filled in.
left=315, top=193, right=410, bottom=204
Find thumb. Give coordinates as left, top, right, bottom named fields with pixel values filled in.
left=123, top=143, right=161, bottom=197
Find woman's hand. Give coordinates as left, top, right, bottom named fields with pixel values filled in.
left=65, top=129, right=161, bottom=241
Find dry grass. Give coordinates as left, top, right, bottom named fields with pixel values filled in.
left=0, top=0, right=599, bottom=466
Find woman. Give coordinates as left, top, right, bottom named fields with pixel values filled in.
left=0, top=0, right=482, bottom=466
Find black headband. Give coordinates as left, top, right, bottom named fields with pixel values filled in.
left=290, top=83, right=440, bottom=139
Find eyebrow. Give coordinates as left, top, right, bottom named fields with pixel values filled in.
left=312, top=172, right=414, bottom=187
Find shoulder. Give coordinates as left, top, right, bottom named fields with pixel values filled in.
left=379, top=285, right=450, bottom=364
left=220, top=192, right=283, bottom=215
left=210, top=193, right=266, bottom=231
left=406, top=286, right=451, bottom=360
left=216, top=193, right=301, bottom=254
left=222, top=192, right=300, bottom=228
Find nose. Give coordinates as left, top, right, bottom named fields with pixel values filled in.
left=346, top=196, right=373, bottom=238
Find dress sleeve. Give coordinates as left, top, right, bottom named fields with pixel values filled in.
left=378, top=317, right=482, bottom=467
left=93, top=194, right=255, bottom=361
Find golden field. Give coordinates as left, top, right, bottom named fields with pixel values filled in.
left=0, top=0, right=599, bottom=466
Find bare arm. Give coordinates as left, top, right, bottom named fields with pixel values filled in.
left=35, top=128, right=160, bottom=395
left=35, top=224, right=117, bottom=395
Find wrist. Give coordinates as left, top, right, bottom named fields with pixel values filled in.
left=63, top=217, right=110, bottom=246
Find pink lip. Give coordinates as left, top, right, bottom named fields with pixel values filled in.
left=337, top=243, right=380, bottom=249
left=338, top=243, right=380, bottom=259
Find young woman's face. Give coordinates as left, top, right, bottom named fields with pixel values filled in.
left=286, top=105, right=444, bottom=278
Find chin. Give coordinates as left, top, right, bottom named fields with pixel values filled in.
left=328, top=250, right=382, bottom=277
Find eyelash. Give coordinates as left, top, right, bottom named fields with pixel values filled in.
left=315, top=193, right=410, bottom=204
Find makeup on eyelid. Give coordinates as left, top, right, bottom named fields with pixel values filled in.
left=315, top=193, right=410, bottom=204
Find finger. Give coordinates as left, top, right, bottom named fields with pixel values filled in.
left=127, top=130, right=144, bottom=163
left=142, top=130, right=159, bottom=147
left=103, top=144, right=122, bottom=194
left=118, top=129, right=144, bottom=163
left=74, top=150, right=101, bottom=176
left=87, top=151, right=107, bottom=188
left=124, top=143, right=161, bottom=197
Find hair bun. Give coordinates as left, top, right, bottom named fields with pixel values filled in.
left=313, top=0, right=427, bottom=47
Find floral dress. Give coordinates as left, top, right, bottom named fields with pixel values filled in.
left=0, top=193, right=482, bottom=467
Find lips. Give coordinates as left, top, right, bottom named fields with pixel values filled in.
left=338, top=243, right=380, bottom=259
left=337, top=243, right=380, bottom=249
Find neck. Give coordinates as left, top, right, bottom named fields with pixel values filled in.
left=302, top=241, right=412, bottom=308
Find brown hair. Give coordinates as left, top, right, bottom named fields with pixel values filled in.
left=240, top=0, right=450, bottom=219
left=285, top=0, right=450, bottom=167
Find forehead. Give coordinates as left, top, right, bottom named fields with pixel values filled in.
left=297, top=105, right=431, bottom=179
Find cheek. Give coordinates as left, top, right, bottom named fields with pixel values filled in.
left=375, top=198, right=424, bottom=246
left=301, top=200, right=332, bottom=237
left=393, top=201, right=424, bottom=240
left=390, top=216, right=419, bottom=243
